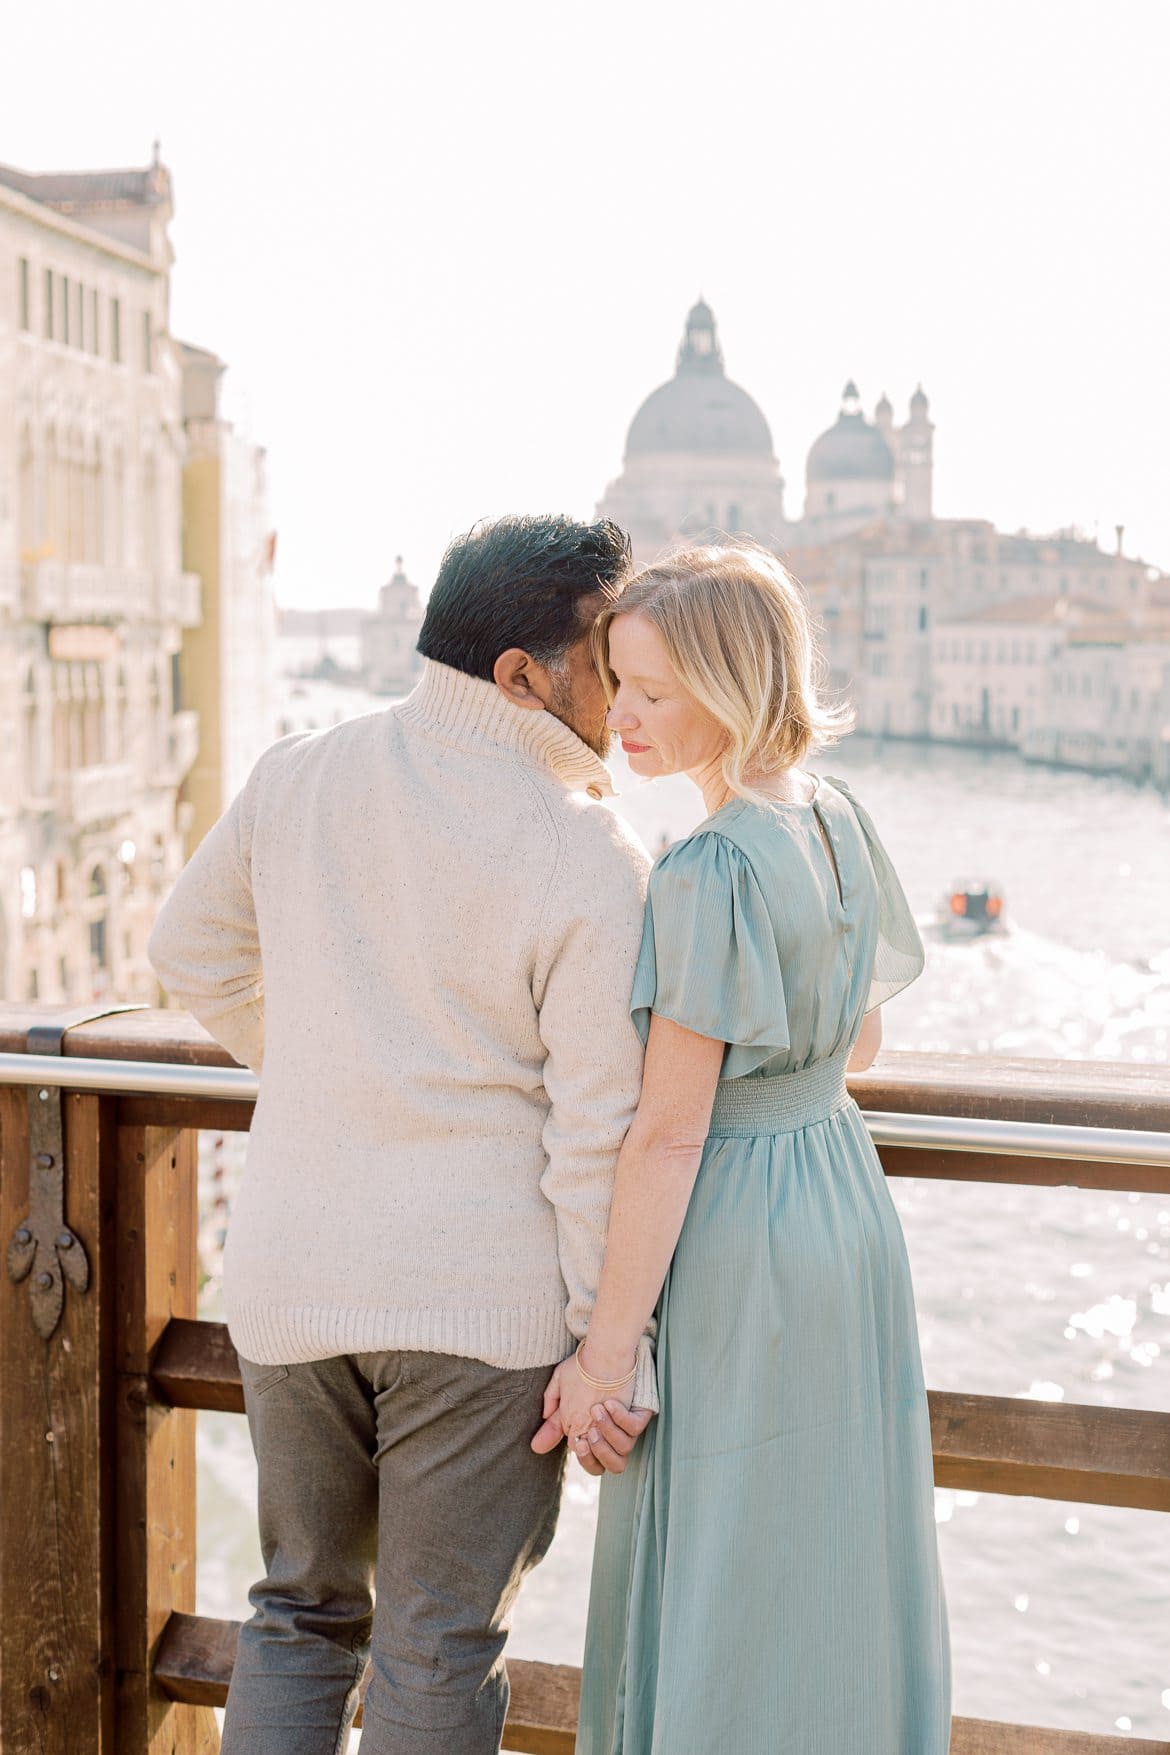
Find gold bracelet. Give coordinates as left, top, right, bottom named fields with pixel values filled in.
left=575, top=1339, right=637, bottom=1391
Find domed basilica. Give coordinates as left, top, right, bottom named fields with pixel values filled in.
left=595, top=303, right=1164, bottom=761
left=597, top=300, right=934, bottom=560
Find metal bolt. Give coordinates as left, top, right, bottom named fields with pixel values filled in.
left=15, top=1227, right=31, bottom=1245
left=56, top=1231, right=74, bottom=1250
left=45, top=1431, right=54, bottom=1443
left=48, top=1667, right=61, bottom=1684
left=36, top=1271, right=53, bottom=1289
left=38, top=1089, right=49, bottom=1101
left=36, top=1152, right=54, bottom=1168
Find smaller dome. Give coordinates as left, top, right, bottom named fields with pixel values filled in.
left=910, top=383, right=929, bottom=412
left=875, top=391, right=893, bottom=417
left=807, top=388, right=895, bottom=483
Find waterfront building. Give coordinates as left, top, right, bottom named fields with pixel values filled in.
left=361, top=555, right=423, bottom=696
left=600, top=302, right=1169, bottom=773
left=178, top=342, right=276, bottom=851
left=0, top=152, right=202, bottom=1003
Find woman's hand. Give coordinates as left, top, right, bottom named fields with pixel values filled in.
left=531, top=1355, right=653, bottom=1474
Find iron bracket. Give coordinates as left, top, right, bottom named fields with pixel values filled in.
left=6, top=1003, right=147, bottom=1339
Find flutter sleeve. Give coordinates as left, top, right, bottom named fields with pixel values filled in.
left=826, top=777, right=925, bottom=1011
left=629, top=831, right=790, bottom=1079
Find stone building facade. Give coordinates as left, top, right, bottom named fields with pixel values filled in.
left=0, top=154, right=199, bottom=1003
left=179, top=342, right=276, bottom=851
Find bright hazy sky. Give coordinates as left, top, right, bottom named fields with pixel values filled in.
left=7, top=0, right=1169, bottom=608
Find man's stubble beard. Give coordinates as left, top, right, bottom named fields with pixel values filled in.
left=547, top=669, right=614, bottom=761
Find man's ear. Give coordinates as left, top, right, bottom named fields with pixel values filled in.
left=493, top=648, right=547, bottom=712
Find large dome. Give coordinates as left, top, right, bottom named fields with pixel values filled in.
left=625, top=301, right=775, bottom=460
left=806, top=382, right=894, bottom=483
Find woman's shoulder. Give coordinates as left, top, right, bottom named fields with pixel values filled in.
left=651, top=813, right=757, bottom=885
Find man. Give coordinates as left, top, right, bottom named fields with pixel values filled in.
left=148, top=515, right=654, bottom=1755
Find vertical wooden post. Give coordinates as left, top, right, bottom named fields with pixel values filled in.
left=0, top=1088, right=118, bottom=1752
left=115, top=1117, right=219, bottom=1752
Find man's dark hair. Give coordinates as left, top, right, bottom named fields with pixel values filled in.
left=417, top=514, right=633, bottom=681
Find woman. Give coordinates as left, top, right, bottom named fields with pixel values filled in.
left=542, top=545, right=951, bottom=1754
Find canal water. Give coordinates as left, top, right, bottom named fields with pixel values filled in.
left=194, top=738, right=1170, bottom=1740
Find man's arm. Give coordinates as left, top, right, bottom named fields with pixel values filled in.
left=535, top=809, right=656, bottom=1409
left=147, top=776, right=265, bottom=1073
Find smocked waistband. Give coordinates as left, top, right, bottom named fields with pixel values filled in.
left=708, top=1049, right=851, bottom=1137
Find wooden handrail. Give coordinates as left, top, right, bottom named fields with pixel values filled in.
left=1, top=1005, right=1167, bottom=1127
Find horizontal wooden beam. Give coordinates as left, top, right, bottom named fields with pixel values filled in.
left=876, top=1143, right=1170, bottom=1195
left=152, top=1317, right=245, bottom=1414
left=151, top=1319, right=1170, bottom=1511
left=154, top=1612, right=1169, bottom=1755
left=930, top=1391, right=1170, bottom=1512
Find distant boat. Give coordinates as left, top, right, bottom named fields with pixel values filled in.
left=937, top=879, right=1006, bottom=936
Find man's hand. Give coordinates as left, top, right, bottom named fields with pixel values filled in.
left=531, top=1358, right=653, bottom=1474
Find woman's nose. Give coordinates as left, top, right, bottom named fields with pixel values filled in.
left=607, top=698, right=639, bottom=731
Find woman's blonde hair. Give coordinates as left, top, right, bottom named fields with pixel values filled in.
left=591, top=542, right=853, bottom=804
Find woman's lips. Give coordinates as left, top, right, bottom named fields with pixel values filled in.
left=621, top=740, right=651, bottom=754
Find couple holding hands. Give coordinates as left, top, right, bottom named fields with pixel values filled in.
left=151, top=515, right=949, bottom=1753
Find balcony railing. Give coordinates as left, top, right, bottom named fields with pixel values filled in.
left=19, top=561, right=202, bottom=627
left=56, top=760, right=136, bottom=825
left=0, top=1008, right=1167, bottom=1755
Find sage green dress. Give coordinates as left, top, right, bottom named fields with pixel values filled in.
left=577, top=778, right=951, bottom=1755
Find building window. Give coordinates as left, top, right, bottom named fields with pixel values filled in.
left=142, top=309, right=153, bottom=373
left=89, top=917, right=108, bottom=970
left=62, top=276, right=70, bottom=345
left=44, top=267, right=54, bottom=339
left=89, top=287, right=99, bottom=354
left=75, top=280, right=84, bottom=349
left=111, top=297, right=122, bottom=362
left=728, top=503, right=741, bottom=531
left=918, top=606, right=928, bottom=632
left=18, top=257, right=30, bottom=329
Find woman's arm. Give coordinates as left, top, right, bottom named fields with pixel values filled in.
left=848, top=1006, right=882, bottom=1073
left=542, top=1012, right=724, bottom=1448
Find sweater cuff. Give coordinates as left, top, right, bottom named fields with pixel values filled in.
left=633, top=1331, right=658, bottom=1415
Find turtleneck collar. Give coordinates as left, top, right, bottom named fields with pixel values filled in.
left=395, top=660, right=615, bottom=798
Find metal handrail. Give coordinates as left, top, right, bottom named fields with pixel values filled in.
left=1, top=1051, right=1167, bottom=1168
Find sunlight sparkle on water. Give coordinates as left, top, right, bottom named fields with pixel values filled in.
left=1068, top=1296, right=1137, bottom=1339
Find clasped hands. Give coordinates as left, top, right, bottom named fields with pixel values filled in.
left=530, top=1352, right=653, bottom=1475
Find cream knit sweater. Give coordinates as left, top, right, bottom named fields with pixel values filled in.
left=148, top=662, right=656, bottom=1407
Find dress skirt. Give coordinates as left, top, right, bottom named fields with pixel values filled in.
left=576, top=1053, right=951, bottom=1755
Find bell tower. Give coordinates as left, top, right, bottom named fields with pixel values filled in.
left=898, top=385, right=934, bottom=521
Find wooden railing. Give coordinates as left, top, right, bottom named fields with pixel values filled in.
left=1, top=1006, right=1167, bottom=1754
